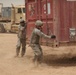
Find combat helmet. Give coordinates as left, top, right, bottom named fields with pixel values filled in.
left=35, top=20, right=43, bottom=26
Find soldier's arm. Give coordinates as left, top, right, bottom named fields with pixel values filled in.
left=36, top=30, right=51, bottom=39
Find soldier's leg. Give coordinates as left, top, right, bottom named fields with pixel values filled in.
left=21, top=39, right=26, bottom=57
left=16, top=38, right=21, bottom=57
left=31, top=44, right=43, bottom=63
left=37, top=45, right=43, bottom=63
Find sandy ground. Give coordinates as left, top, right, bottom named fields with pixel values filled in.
left=0, top=33, right=76, bottom=75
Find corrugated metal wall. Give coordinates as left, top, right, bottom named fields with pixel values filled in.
left=26, top=0, right=37, bottom=41
left=53, top=0, right=76, bottom=42
left=26, top=0, right=54, bottom=45
left=26, top=0, right=76, bottom=44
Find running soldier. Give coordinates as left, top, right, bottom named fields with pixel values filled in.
left=30, top=20, right=56, bottom=64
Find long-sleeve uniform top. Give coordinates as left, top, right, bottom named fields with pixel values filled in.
left=18, top=25, right=26, bottom=39
left=30, top=28, right=51, bottom=44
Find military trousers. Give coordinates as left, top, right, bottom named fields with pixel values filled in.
left=31, top=44, right=43, bottom=62
left=16, top=38, right=26, bottom=57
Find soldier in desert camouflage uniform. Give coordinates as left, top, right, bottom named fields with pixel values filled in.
left=16, top=19, right=26, bottom=57
left=30, top=20, right=56, bottom=63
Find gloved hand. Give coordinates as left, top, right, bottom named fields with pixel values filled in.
left=51, top=35, right=56, bottom=39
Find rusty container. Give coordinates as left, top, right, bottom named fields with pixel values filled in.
left=25, top=0, right=76, bottom=45
left=53, top=0, right=76, bottom=42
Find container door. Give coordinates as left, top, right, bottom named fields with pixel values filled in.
left=58, top=0, right=76, bottom=42
left=26, top=0, right=38, bottom=40
left=40, top=0, right=53, bottom=45
left=26, top=0, right=53, bottom=45
left=26, top=0, right=38, bottom=21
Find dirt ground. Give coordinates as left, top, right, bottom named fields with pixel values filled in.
left=0, top=33, right=76, bottom=75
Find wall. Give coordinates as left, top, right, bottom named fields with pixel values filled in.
left=26, top=0, right=76, bottom=45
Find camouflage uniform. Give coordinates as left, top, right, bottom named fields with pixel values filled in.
left=16, top=20, right=26, bottom=57
left=30, top=20, right=51, bottom=63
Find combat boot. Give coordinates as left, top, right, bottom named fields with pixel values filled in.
left=21, top=48, right=25, bottom=57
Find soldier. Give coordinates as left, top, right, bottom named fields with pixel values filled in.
left=15, top=19, right=26, bottom=57
left=30, top=20, right=56, bottom=64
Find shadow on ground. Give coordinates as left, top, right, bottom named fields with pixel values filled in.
left=42, top=54, right=76, bottom=67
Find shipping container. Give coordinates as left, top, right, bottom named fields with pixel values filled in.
left=25, top=0, right=76, bottom=46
